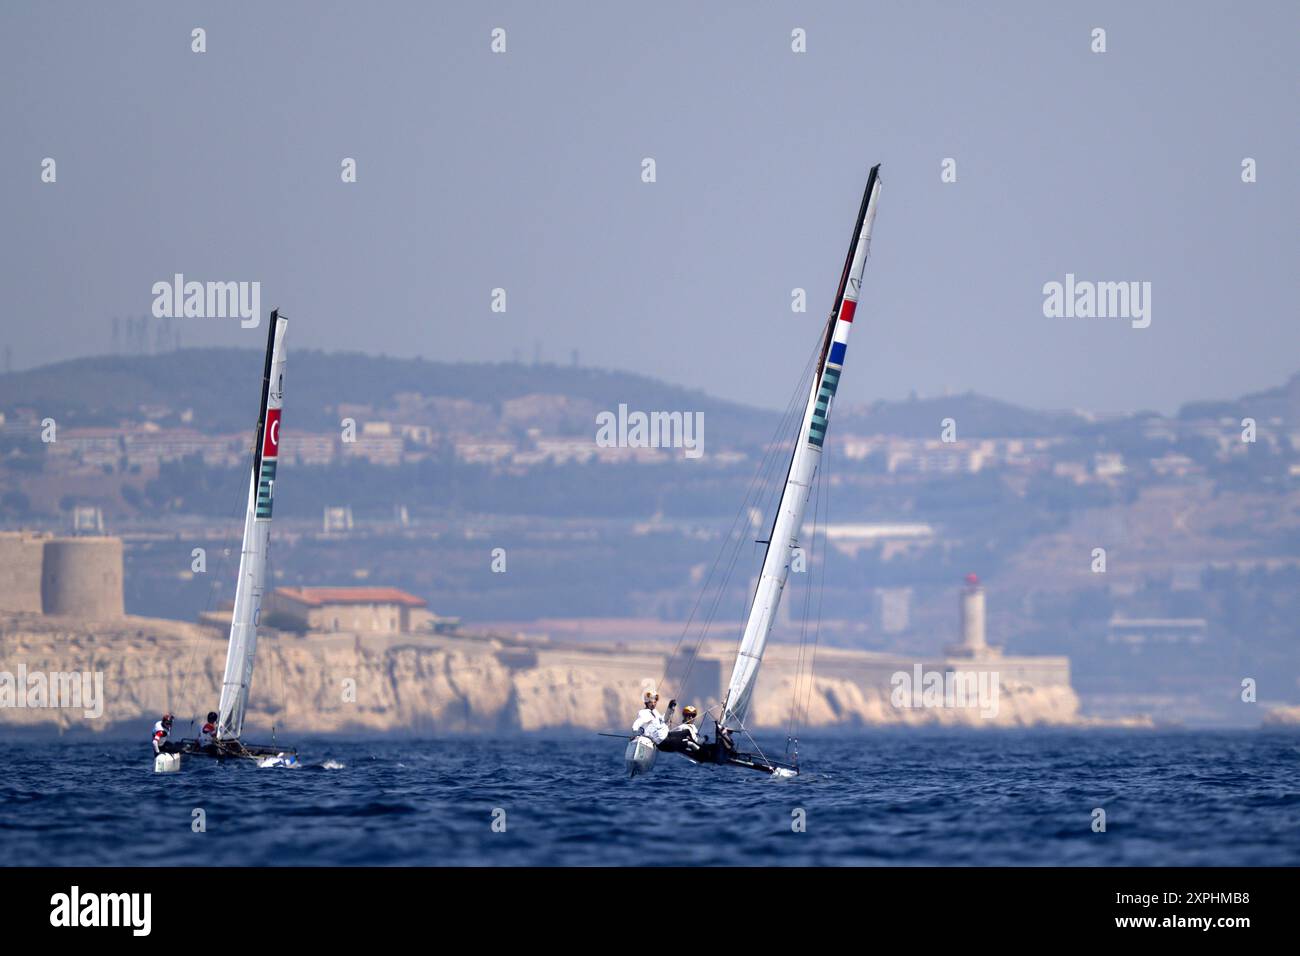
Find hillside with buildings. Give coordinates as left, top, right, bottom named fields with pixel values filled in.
left=2, top=350, right=1298, bottom=728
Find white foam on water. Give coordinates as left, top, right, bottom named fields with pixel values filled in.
left=256, top=754, right=301, bottom=769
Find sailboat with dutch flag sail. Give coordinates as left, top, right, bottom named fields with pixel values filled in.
left=624, top=164, right=883, bottom=778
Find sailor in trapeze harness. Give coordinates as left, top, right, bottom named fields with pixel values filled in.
left=659, top=704, right=703, bottom=754
left=196, top=711, right=219, bottom=755
left=632, top=691, right=671, bottom=745
left=633, top=690, right=743, bottom=764
left=151, top=713, right=179, bottom=756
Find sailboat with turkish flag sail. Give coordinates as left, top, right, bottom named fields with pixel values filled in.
left=154, top=310, right=299, bottom=772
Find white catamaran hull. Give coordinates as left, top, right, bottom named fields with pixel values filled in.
left=625, top=736, right=658, bottom=777
left=154, top=749, right=299, bottom=770
left=153, top=753, right=182, bottom=774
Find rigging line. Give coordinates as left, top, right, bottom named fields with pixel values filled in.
left=791, top=453, right=823, bottom=740
left=655, top=440, right=778, bottom=690
left=788, top=465, right=816, bottom=742
left=655, top=334, right=823, bottom=698
left=798, top=460, right=827, bottom=737
left=266, top=542, right=289, bottom=737
left=174, top=436, right=256, bottom=716
left=181, top=446, right=249, bottom=656
left=713, top=322, right=833, bottom=713
left=734, top=716, right=778, bottom=772
left=669, top=352, right=818, bottom=701
left=178, top=445, right=252, bottom=712
left=679, top=334, right=817, bottom=654
left=785, top=535, right=808, bottom=743
left=786, top=463, right=821, bottom=747
left=799, top=444, right=831, bottom=736
left=678, top=491, right=771, bottom=711
left=796, top=465, right=825, bottom=740
left=696, top=332, right=827, bottom=698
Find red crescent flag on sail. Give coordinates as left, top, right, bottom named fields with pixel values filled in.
left=263, top=409, right=281, bottom=458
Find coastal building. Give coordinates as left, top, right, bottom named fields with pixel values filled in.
left=945, top=573, right=998, bottom=658
left=487, top=575, right=1079, bottom=729
left=1107, top=617, right=1208, bottom=646
left=872, top=587, right=912, bottom=633
left=281, top=432, right=337, bottom=466
left=0, top=531, right=48, bottom=613
left=455, top=440, right=515, bottom=465
left=825, top=522, right=935, bottom=559
left=265, top=586, right=428, bottom=633
left=341, top=432, right=404, bottom=466
left=322, top=506, right=354, bottom=533
left=0, top=531, right=125, bottom=618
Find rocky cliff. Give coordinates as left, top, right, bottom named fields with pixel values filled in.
left=0, top=613, right=1130, bottom=736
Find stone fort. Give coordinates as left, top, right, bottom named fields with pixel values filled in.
left=0, top=532, right=124, bottom=619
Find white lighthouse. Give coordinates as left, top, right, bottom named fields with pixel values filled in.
left=946, top=573, right=999, bottom=658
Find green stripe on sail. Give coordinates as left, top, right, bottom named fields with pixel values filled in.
left=255, top=460, right=277, bottom=518
left=807, top=365, right=842, bottom=448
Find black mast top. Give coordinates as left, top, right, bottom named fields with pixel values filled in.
left=249, top=309, right=279, bottom=483
left=820, top=164, right=880, bottom=367
left=747, top=164, right=880, bottom=627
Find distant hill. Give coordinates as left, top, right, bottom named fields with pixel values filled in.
left=3, top=348, right=1286, bottom=442
left=838, top=391, right=1083, bottom=439
left=0, top=349, right=773, bottom=439
left=1178, top=372, right=1300, bottom=427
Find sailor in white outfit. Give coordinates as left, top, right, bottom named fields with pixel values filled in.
left=151, top=713, right=175, bottom=755
left=632, top=691, right=670, bottom=745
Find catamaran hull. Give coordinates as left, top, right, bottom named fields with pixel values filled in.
left=680, top=748, right=799, bottom=777
left=153, top=753, right=182, bottom=774
left=155, top=739, right=299, bottom=770
left=156, top=753, right=298, bottom=769
left=621, top=734, right=797, bottom=778
left=625, top=736, right=658, bottom=777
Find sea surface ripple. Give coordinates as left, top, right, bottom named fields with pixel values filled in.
left=2, top=731, right=1296, bottom=866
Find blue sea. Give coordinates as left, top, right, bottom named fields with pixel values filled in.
left=2, top=732, right=1297, bottom=866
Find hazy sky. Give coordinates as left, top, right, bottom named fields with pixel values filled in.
left=2, top=1, right=1295, bottom=413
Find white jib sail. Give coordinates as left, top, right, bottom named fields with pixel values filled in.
left=721, top=170, right=881, bottom=729
left=217, top=314, right=287, bottom=741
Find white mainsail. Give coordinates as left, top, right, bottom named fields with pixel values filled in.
left=721, top=167, right=882, bottom=729
left=217, top=312, right=287, bottom=741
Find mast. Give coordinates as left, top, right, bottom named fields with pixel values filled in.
left=216, top=310, right=287, bottom=741
left=720, top=166, right=882, bottom=729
